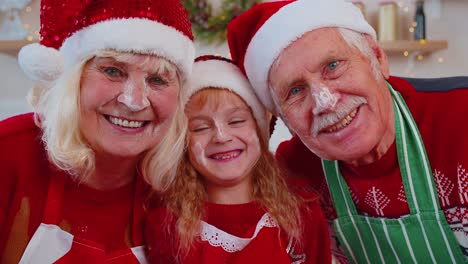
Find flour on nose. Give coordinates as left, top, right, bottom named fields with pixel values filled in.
left=119, top=80, right=150, bottom=111
left=312, top=86, right=340, bottom=114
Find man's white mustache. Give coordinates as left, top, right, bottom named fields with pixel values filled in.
left=312, top=96, right=367, bottom=136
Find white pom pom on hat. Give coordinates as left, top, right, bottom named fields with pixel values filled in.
left=18, top=43, right=64, bottom=82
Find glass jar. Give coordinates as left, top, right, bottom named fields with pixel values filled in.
left=378, top=0, right=398, bottom=41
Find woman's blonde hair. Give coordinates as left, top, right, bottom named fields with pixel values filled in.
left=159, top=88, right=303, bottom=256
left=30, top=50, right=184, bottom=183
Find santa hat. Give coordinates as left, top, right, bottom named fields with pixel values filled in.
left=185, top=55, right=270, bottom=140
left=18, top=0, right=195, bottom=82
left=227, top=0, right=376, bottom=114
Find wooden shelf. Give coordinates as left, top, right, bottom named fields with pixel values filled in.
left=379, top=40, right=448, bottom=55
left=0, top=39, right=35, bottom=56
left=0, top=39, right=449, bottom=57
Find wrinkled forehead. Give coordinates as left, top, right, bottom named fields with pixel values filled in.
left=268, top=28, right=349, bottom=84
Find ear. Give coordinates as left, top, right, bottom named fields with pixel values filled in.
left=365, top=35, right=390, bottom=80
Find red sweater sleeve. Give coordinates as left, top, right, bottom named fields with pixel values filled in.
left=0, top=136, right=15, bottom=231
left=145, top=207, right=179, bottom=264
left=302, top=199, right=332, bottom=264
left=0, top=114, right=36, bottom=235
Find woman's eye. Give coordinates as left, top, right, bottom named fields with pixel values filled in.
left=148, top=76, right=168, bottom=86
left=103, top=67, right=123, bottom=77
left=327, top=61, right=340, bottom=71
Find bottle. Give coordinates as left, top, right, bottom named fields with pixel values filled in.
left=378, top=1, right=398, bottom=41
left=414, top=0, right=426, bottom=40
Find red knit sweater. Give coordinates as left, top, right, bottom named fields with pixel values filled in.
left=145, top=200, right=331, bottom=263
left=0, top=113, right=146, bottom=262
left=276, top=76, right=468, bottom=260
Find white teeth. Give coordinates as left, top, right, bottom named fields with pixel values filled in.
left=212, top=151, right=240, bottom=160
left=109, top=116, right=144, bottom=128
left=326, top=109, right=357, bottom=133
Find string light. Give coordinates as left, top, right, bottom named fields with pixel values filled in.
left=403, top=51, right=409, bottom=56
left=417, top=54, right=424, bottom=61
left=437, top=57, right=444, bottom=63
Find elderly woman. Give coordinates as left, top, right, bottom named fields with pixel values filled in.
left=0, top=0, right=194, bottom=262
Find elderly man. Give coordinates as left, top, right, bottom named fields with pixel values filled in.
left=227, top=0, right=468, bottom=263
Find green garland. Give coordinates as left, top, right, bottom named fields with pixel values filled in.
left=183, top=0, right=259, bottom=44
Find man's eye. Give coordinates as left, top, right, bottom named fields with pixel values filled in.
left=148, top=76, right=168, bottom=86
left=289, top=87, right=302, bottom=96
left=327, top=61, right=340, bottom=71
left=103, top=67, right=123, bottom=77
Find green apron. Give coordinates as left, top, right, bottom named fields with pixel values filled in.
left=322, top=85, right=466, bottom=263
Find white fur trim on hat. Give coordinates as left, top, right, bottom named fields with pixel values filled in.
left=244, top=0, right=376, bottom=114
left=18, top=43, right=64, bottom=82
left=186, top=59, right=270, bottom=140
left=60, top=18, right=195, bottom=78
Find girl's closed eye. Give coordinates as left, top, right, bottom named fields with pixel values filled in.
left=229, top=119, right=246, bottom=126
left=190, top=121, right=211, bottom=133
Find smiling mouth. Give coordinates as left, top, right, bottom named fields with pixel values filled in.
left=209, top=150, right=242, bottom=161
left=322, top=108, right=358, bottom=133
left=105, top=115, right=149, bottom=129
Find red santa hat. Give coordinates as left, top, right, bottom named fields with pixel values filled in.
left=18, top=0, right=195, bottom=82
left=227, top=0, right=376, bottom=114
left=185, top=55, right=270, bottom=140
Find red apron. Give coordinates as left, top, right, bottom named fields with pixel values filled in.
left=19, top=172, right=148, bottom=263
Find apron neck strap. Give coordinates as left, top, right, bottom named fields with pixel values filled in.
left=43, top=172, right=65, bottom=224
left=391, top=85, right=441, bottom=213
left=130, top=173, right=148, bottom=245
left=322, top=83, right=441, bottom=218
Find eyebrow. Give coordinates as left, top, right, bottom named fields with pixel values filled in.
left=94, top=57, right=168, bottom=77
left=94, top=57, right=127, bottom=68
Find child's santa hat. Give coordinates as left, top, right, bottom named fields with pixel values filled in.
left=18, top=0, right=195, bottom=82
left=227, top=0, right=376, bottom=114
left=185, top=55, right=270, bottom=140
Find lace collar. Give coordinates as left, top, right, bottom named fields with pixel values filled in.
left=200, top=213, right=277, bottom=253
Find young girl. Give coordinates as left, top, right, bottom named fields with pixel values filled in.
left=145, top=56, right=331, bottom=263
